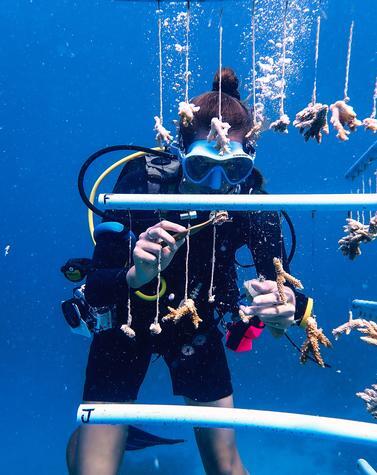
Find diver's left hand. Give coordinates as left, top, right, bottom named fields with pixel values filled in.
left=239, top=279, right=296, bottom=333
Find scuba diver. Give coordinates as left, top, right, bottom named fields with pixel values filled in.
left=66, top=67, right=313, bottom=475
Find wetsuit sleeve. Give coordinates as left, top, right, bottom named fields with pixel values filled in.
left=84, top=159, right=149, bottom=307
left=84, top=230, right=132, bottom=307
left=243, top=211, right=313, bottom=327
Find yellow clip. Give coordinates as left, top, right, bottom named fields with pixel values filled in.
left=300, top=297, right=314, bottom=328
left=134, top=277, right=167, bottom=302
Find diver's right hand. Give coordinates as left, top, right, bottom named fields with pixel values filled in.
left=127, top=220, right=186, bottom=288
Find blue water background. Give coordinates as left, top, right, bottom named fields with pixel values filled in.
left=0, top=0, right=376, bottom=473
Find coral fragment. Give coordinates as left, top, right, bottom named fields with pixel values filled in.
left=270, top=114, right=290, bottom=134
left=356, top=384, right=377, bottom=419
left=207, top=117, right=231, bottom=155
left=178, top=102, right=200, bottom=127
left=162, top=298, right=203, bottom=329
left=293, top=103, right=329, bottom=143
left=273, top=257, right=303, bottom=304
left=330, top=100, right=362, bottom=141
left=332, top=311, right=377, bottom=346
left=363, top=117, right=377, bottom=133
left=338, top=216, right=377, bottom=260
left=300, top=316, right=332, bottom=367
left=154, top=116, right=173, bottom=145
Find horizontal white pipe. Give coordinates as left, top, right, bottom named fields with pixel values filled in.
left=98, top=193, right=377, bottom=211
left=77, top=404, right=377, bottom=445
left=352, top=300, right=377, bottom=312
left=358, top=459, right=377, bottom=475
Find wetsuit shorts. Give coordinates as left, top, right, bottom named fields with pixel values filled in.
left=83, top=325, right=233, bottom=403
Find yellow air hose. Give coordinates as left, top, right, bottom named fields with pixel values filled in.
left=88, top=147, right=167, bottom=301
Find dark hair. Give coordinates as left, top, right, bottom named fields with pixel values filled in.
left=212, top=67, right=241, bottom=100
left=179, top=68, right=253, bottom=151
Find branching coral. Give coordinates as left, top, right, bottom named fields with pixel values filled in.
left=270, top=114, right=290, bottom=134
left=300, top=316, right=332, bottom=367
left=162, top=298, right=203, bottom=329
left=178, top=102, right=200, bottom=127
left=207, top=117, right=231, bottom=155
left=338, top=216, right=377, bottom=260
left=293, top=103, right=329, bottom=143
left=330, top=100, right=362, bottom=141
left=332, top=311, right=377, bottom=346
left=363, top=117, right=377, bottom=133
left=333, top=310, right=377, bottom=418
left=356, top=384, right=377, bottom=419
left=154, top=116, right=173, bottom=145
left=273, top=257, right=303, bottom=304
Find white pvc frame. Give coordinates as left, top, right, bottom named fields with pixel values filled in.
left=358, top=459, right=377, bottom=475
left=77, top=404, right=377, bottom=446
left=98, top=193, right=377, bottom=211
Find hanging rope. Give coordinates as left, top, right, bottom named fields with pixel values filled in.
left=184, top=0, right=191, bottom=104
left=371, top=77, right=377, bottom=119
left=218, top=9, right=223, bottom=121
left=157, top=6, right=164, bottom=123
left=361, top=175, right=366, bottom=225
left=311, top=15, right=321, bottom=105
left=208, top=225, right=217, bottom=303
left=126, top=211, right=134, bottom=332
left=251, top=0, right=257, bottom=123
left=279, top=0, right=289, bottom=116
left=121, top=211, right=136, bottom=338
left=343, top=21, right=354, bottom=102
left=184, top=225, right=191, bottom=301
left=279, top=212, right=284, bottom=262
left=150, top=211, right=163, bottom=335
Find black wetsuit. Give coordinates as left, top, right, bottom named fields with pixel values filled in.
left=83, top=155, right=310, bottom=403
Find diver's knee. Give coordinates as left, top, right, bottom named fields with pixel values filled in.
left=212, top=457, right=238, bottom=475
left=66, top=428, right=79, bottom=474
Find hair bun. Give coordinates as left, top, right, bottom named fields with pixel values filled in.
left=212, top=67, right=241, bottom=100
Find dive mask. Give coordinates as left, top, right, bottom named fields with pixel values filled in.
left=182, top=140, right=255, bottom=190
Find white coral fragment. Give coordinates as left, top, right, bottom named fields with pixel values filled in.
left=120, top=324, right=136, bottom=338
left=154, top=116, right=173, bottom=145
left=207, top=117, right=231, bottom=155
left=363, top=117, right=377, bottom=133
left=330, top=100, right=362, bottom=141
left=178, top=102, right=200, bottom=127
left=270, top=113, right=290, bottom=134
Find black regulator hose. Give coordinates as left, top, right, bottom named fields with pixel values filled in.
left=281, top=210, right=297, bottom=265
left=77, top=145, right=176, bottom=219
left=235, top=209, right=297, bottom=268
